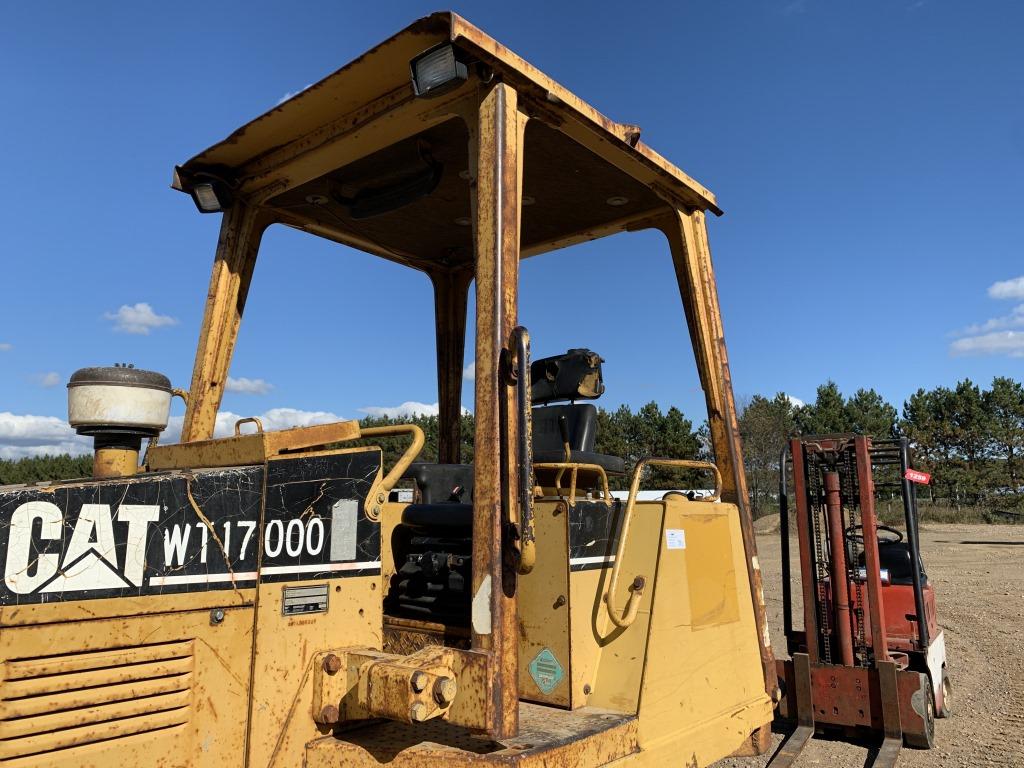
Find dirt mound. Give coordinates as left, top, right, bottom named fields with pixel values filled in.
left=753, top=514, right=780, bottom=534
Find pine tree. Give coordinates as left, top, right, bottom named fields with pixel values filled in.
left=845, top=388, right=898, bottom=438
left=796, top=381, right=848, bottom=435
left=985, top=377, right=1024, bottom=494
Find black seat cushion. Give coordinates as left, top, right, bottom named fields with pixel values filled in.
left=403, top=463, right=473, bottom=504
left=531, top=404, right=625, bottom=475
left=401, top=503, right=473, bottom=532
left=532, top=404, right=598, bottom=453
left=877, top=541, right=925, bottom=586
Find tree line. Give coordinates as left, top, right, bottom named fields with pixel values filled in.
left=738, top=377, right=1024, bottom=519
left=3, top=376, right=1021, bottom=522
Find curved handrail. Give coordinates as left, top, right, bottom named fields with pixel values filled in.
left=532, top=461, right=614, bottom=506
left=234, top=416, right=265, bottom=435
left=603, top=458, right=722, bottom=629
left=359, top=424, right=425, bottom=521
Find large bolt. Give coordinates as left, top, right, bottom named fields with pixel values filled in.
left=319, top=705, right=340, bottom=725
left=322, top=654, right=342, bottom=675
left=410, top=670, right=429, bottom=693
left=433, top=676, right=457, bottom=706
left=409, top=702, right=429, bottom=722
left=631, top=576, right=646, bottom=592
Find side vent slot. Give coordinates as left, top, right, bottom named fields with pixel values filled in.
left=0, top=640, right=193, bottom=762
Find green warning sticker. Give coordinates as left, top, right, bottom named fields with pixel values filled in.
left=529, top=648, right=564, bottom=694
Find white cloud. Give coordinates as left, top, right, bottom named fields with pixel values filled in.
left=463, top=361, right=475, bottom=381
left=161, top=407, right=344, bottom=444
left=0, top=343, right=11, bottom=351
left=786, top=394, right=805, bottom=408
left=949, top=279, right=1024, bottom=357
left=276, top=83, right=313, bottom=106
left=32, top=372, right=61, bottom=388
left=104, top=303, right=178, bottom=335
left=359, top=401, right=440, bottom=419
left=988, top=276, right=1024, bottom=300
left=953, top=303, right=1024, bottom=336
left=226, top=376, right=274, bottom=395
left=0, top=412, right=91, bottom=460
left=0, top=406, right=350, bottom=460
left=950, top=331, right=1024, bottom=358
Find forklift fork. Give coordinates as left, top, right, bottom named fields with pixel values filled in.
left=769, top=654, right=904, bottom=768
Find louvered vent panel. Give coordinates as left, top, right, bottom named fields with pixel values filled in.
left=0, top=640, right=193, bottom=762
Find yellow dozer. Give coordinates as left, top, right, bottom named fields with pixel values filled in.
left=0, top=13, right=778, bottom=767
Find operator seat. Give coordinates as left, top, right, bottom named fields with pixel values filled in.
left=530, top=348, right=625, bottom=476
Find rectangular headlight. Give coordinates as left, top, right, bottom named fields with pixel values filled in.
left=191, top=181, right=231, bottom=214
left=193, top=183, right=221, bottom=212
left=411, top=44, right=468, bottom=98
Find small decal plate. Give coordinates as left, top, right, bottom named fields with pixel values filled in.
left=282, top=583, right=329, bottom=616
left=665, top=528, right=686, bottom=550
left=529, top=648, right=564, bottom=694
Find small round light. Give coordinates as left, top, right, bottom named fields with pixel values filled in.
left=606, top=196, right=629, bottom=206
left=522, top=195, right=536, bottom=206
left=454, top=217, right=471, bottom=226
left=305, top=194, right=329, bottom=206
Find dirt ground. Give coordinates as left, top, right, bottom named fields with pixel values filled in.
left=715, top=523, right=1024, bottom=768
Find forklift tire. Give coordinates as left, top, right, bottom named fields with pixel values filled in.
left=904, top=679, right=936, bottom=749
left=937, top=668, right=952, bottom=718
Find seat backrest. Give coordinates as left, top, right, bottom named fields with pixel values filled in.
left=530, top=349, right=604, bottom=405
left=531, top=403, right=598, bottom=454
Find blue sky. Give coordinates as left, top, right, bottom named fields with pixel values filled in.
left=1, top=1, right=1021, bottom=457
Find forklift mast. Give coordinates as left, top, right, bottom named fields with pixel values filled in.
left=773, top=435, right=949, bottom=767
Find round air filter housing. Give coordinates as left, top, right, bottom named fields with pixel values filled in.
left=67, top=364, right=172, bottom=438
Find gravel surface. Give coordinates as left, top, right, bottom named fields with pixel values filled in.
left=715, top=523, right=1024, bottom=767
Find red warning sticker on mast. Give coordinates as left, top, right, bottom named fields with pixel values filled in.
left=904, top=469, right=931, bottom=485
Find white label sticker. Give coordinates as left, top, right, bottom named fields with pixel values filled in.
left=330, top=499, right=358, bottom=561
left=665, top=529, right=686, bottom=550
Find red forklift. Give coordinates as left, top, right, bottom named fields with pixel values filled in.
left=771, top=435, right=950, bottom=767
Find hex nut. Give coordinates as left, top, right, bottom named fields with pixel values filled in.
left=410, top=670, right=429, bottom=693
left=319, top=705, right=340, bottom=725
left=433, top=676, right=457, bottom=706
left=322, top=654, right=342, bottom=675
left=410, top=702, right=429, bottom=722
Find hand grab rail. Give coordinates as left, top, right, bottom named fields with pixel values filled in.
left=603, top=458, right=722, bottom=629
left=359, top=424, right=425, bottom=521
left=509, top=326, right=536, bottom=574
left=532, top=461, right=614, bottom=506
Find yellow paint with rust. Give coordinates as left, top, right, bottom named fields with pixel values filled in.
left=245, top=575, right=381, bottom=768
left=517, top=499, right=572, bottom=707
left=0, top=596, right=255, bottom=767
left=627, top=497, right=774, bottom=765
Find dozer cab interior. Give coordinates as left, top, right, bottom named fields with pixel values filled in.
left=0, top=13, right=777, bottom=768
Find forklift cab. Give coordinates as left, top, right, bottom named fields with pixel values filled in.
left=0, top=13, right=778, bottom=768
